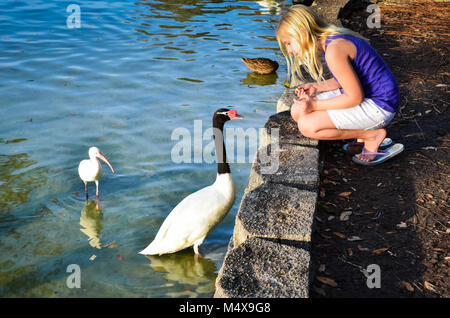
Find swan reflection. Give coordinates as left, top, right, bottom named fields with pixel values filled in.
left=80, top=199, right=104, bottom=249
left=146, top=250, right=217, bottom=287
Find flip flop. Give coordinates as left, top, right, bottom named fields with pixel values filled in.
left=343, top=138, right=393, bottom=154
left=352, top=143, right=404, bottom=166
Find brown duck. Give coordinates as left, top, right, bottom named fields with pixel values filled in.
left=241, top=57, right=279, bottom=75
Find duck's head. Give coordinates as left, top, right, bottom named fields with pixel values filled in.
left=213, top=108, right=244, bottom=125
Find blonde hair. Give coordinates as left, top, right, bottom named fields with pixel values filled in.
left=276, top=5, right=367, bottom=84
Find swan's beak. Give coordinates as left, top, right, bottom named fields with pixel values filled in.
left=233, top=113, right=244, bottom=119
left=97, top=152, right=115, bottom=173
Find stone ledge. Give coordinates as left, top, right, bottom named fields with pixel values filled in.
left=214, top=0, right=354, bottom=299
left=233, top=183, right=317, bottom=247
left=262, top=111, right=319, bottom=147
left=277, top=87, right=297, bottom=113
left=253, top=143, right=319, bottom=188
left=214, top=237, right=311, bottom=298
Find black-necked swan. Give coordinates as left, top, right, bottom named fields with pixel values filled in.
left=139, top=108, right=243, bottom=256
left=78, top=147, right=115, bottom=200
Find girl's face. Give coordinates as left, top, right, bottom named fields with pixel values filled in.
left=278, top=29, right=301, bottom=57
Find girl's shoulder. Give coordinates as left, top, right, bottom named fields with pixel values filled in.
left=325, top=35, right=357, bottom=60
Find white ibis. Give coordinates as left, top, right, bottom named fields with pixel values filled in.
left=139, top=108, right=243, bottom=256
left=78, top=147, right=114, bottom=200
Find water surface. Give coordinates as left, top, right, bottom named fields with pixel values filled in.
left=0, top=0, right=286, bottom=297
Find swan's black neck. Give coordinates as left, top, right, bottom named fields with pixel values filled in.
left=213, top=117, right=230, bottom=175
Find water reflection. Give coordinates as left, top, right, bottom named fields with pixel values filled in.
left=146, top=250, right=217, bottom=288
left=241, top=72, right=278, bottom=86
left=79, top=200, right=104, bottom=249
left=0, top=152, right=47, bottom=214
left=0, top=0, right=283, bottom=298
left=255, top=0, right=282, bottom=15
left=135, top=0, right=256, bottom=23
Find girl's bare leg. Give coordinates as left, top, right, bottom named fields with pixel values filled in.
left=291, top=107, right=387, bottom=162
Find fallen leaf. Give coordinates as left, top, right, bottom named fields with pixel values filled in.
left=90, top=255, right=96, bottom=261
left=396, top=222, right=407, bottom=229
left=319, top=232, right=332, bottom=240
left=424, top=281, right=437, bottom=292
left=340, top=211, right=352, bottom=221
left=425, top=194, right=433, bottom=199
left=316, top=276, right=338, bottom=287
left=73, top=192, right=80, bottom=197
left=57, top=213, right=66, bottom=217
left=347, top=236, right=363, bottom=241
left=372, top=247, right=389, bottom=255
left=102, top=240, right=117, bottom=249
left=117, top=255, right=124, bottom=261
left=333, top=232, right=347, bottom=239
left=315, top=244, right=331, bottom=248
left=432, top=247, right=446, bottom=253
left=347, top=248, right=353, bottom=257
left=338, top=191, right=352, bottom=198
left=401, top=281, right=414, bottom=292
left=358, top=245, right=369, bottom=252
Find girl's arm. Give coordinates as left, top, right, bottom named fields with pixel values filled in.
left=311, top=40, right=364, bottom=111
left=315, top=78, right=341, bottom=92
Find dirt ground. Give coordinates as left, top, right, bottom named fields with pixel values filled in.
left=309, top=0, right=449, bottom=297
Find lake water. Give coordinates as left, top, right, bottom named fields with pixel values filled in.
left=0, top=0, right=286, bottom=297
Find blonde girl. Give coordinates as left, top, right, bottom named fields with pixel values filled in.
left=276, top=5, right=402, bottom=165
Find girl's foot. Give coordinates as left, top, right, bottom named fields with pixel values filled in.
left=355, top=129, right=387, bottom=163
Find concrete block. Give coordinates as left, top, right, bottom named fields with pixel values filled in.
left=234, top=183, right=317, bottom=246
left=252, top=143, right=319, bottom=189
left=263, top=111, right=319, bottom=147
left=276, top=87, right=297, bottom=113
left=214, top=237, right=311, bottom=298
left=312, top=0, right=348, bottom=25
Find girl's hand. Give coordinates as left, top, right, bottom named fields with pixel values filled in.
left=293, top=92, right=315, bottom=113
left=295, top=83, right=318, bottom=97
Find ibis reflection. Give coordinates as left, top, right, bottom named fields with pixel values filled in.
left=80, top=199, right=104, bottom=249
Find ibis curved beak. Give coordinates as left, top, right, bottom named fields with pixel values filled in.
left=97, top=152, right=115, bottom=173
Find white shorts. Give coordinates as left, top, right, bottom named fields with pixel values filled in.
left=315, top=89, right=395, bottom=130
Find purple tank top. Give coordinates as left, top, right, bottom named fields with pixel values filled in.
left=325, top=34, right=399, bottom=113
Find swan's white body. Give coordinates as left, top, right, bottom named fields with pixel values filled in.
left=139, top=173, right=235, bottom=255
